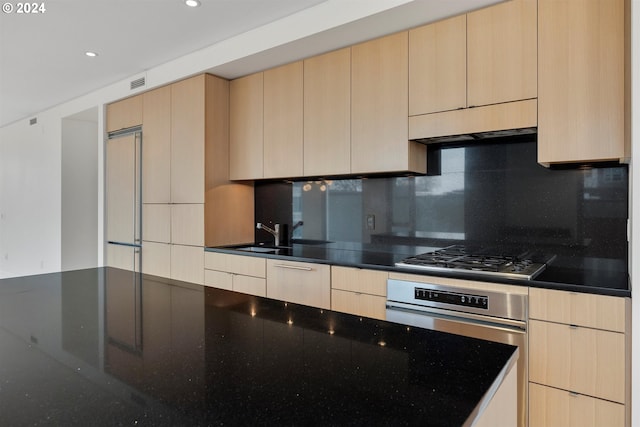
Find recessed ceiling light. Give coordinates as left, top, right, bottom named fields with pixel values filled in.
left=85, top=51, right=98, bottom=57
left=185, top=0, right=200, bottom=7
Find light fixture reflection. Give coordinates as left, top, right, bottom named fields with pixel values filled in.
left=301, top=180, right=333, bottom=192
left=185, top=0, right=200, bottom=7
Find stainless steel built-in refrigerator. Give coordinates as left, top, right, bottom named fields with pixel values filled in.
left=106, top=128, right=142, bottom=272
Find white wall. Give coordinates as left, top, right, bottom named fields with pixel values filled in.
left=61, top=110, right=99, bottom=271
left=0, top=115, right=62, bottom=277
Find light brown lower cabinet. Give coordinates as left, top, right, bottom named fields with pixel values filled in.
left=529, top=383, right=625, bottom=427
left=204, top=252, right=266, bottom=297
left=529, top=319, right=625, bottom=403
left=142, top=241, right=171, bottom=278
left=330, top=266, right=388, bottom=320
left=474, top=362, right=518, bottom=427
left=528, top=287, right=630, bottom=426
left=170, top=245, right=203, bottom=285
left=266, top=259, right=330, bottom=309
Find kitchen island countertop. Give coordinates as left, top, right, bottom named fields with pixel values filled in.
left=0, top=267, right=517, bottom=426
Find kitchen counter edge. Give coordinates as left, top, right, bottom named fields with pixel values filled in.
left=205, top=246, right=631, bottom=298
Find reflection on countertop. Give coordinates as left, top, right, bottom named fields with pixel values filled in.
left=0, top=267, right=517, bottom=426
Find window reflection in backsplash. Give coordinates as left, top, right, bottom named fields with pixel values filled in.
left=256, top=137, right=628, bottom=262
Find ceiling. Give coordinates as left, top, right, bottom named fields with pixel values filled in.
left=0, top=0, right=501, bottom=128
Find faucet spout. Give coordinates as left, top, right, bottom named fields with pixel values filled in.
left=257, top=222, right=281, bottom=247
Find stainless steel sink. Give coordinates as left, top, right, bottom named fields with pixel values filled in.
left=234, top=245, right=291, bottom=253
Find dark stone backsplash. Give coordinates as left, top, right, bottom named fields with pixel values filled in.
left=255, top=135, right=628, bottom=276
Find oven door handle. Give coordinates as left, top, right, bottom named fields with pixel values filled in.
left=386, top=301, right=527, bottom=333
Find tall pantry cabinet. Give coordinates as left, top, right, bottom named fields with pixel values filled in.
left=107, top=74, right=254, bottom=284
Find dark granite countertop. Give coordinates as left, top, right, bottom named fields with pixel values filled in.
left=0, top=268, right=517, bottom=426
left=206, top=241, right=631, bottom=297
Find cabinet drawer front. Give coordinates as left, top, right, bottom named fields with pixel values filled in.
left=204, top=269, right=233, bottom=290
left=529, top=320, right=625, bottom=403
left=529, top=383, right=625, bottom=427
left=529, top=287, right=627, bottom=332
left=331, top=266, right=388, bottom=296
left=331, top=289, right=386, bottom=320
left=266, top=260, right=330, bottom=309
left=233, top=275, right=266, bottom=298
left=204, top=252, right=266, bottom=278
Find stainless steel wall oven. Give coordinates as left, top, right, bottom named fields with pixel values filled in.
left=386, top=278, right=528, bottom=427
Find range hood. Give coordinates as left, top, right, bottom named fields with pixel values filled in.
left=412, top=126, right=537, bottom=145
left=408, top=99, right=539, bottom=145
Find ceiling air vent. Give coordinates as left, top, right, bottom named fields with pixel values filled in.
left=130, top=76, right=146, bottom=90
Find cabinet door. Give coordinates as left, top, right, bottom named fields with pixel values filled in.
left=142, top=203, right=171, bottom=243
left=141, top=241, right=171, bottom=278
left=171, top=76, right=205, bottom=203
left=170, top=244, right=204, bottom=284
left=106, top=95, right=143, bottom=133
left=304, top=48, right=351, bottom=176
left=106, top=133, right=137, bottom=243
left=171, top=204, right=204, bottom=247
left=142, top=86, right=171, bottom=203
left=409, top=15, right=466, bottom=115
left=352, top=32, right=424, bottom=174
left=106, top=243, right=140, bottom=272
left=266, top=259, right=330, bottom=309
left=529, top=383, right=625, bottom=427
left=229, top=72, right=264, bottom=180
left=467, top=0, right=537, bottom=107
left=529, top=319, right=625, bottom=403
left=538, top=0, right=626, bottom=164
left=263, top=61, right=303, bottom=178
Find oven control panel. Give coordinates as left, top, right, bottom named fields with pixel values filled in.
left=414, top=287, right=488, bottom=310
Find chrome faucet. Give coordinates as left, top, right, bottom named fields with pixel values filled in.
left=257, top=223, right=281, bottom=247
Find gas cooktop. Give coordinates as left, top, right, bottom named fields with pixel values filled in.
left=395, top=245, right=550, bottom=280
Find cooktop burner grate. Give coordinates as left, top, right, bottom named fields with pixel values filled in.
left=396, top=245, right=548, bottom=280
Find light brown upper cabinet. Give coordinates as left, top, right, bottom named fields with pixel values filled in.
left=467, top=0, right=537, bottom=107
left=171, top=76, right=206, bottom=203
left=537, top=0, right=628, bottom=165
left=106, top=94, right=143, bottom=133
left=142, top=86, right=171, bottom=204
left=352, top=32, right=426, bottom=175
left=304, top=48, right=352, bottom=176
left=409, top=15, right=467, bottom=116
left=263, top=61, right=304, bottom=178
left=408, top=0, right=537, bottom=142
left=229, top=72, right=264, bottom=180
left=409, top=0, right=537, bottom=116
